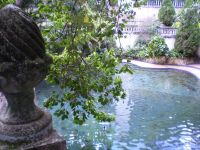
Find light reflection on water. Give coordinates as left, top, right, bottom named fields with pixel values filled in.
left=36, top=64, right=200, bottom=150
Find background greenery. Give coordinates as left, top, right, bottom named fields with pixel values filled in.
left=158, top=0, right=176, bottom=26
left=175, top=4, right=200, bottom=57
left=0, top=0, right=138, bottom=124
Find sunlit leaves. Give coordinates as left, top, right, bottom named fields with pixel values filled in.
left=0, top=0, right=15, bottom=8
left=44, top=48, right=132, bottom=124
left=0, top=0, right=134, bottom=125
left=37, top=0, right=135, bottom=125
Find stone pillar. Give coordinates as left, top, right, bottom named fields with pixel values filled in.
left=0, top=4, right=66, bottom=150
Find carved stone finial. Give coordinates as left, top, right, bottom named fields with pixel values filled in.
left=0, top=4, right=66, bottom=149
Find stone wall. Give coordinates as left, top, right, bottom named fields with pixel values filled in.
left=117, top=5, right=183, bottom=50
left=116, top=34, right=176, bottom=50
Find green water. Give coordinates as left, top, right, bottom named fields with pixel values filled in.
left=36, top=65, right=200, bottom=150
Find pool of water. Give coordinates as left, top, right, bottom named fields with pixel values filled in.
left=36, top=64, right=200, bottom=150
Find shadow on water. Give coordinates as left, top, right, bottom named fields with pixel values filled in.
left=36, top=64, right=200, bottom=150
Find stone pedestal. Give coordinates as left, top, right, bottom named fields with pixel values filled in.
left=0, top=92, right=66, bottom=150
left=0, top=4, right=66, bottom=150
left=0, top=131, right=66, bottom=150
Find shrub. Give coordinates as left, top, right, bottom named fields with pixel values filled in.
left=101, top=38, right=117, bottom=50
left=128, top=36, right=169, bottom=59
left=136, top=49, right=149, bottom=58
left=177, top=0, right=195, bottom=19
left=147, top=23, right=159, bottom=36
left=147, top=36, right=169, bottom=57
left=169, top=49, right=184, bottom=58
left=135, top=38, right=149, bottom=48
left=134, top=19, right=159, bottom=46
left=174, top=4, right=200, bottom=57
left=183, top=0, right=194, bottom=8
left=122, top=45, right=148, bottom=58
left=172, top=22, right=181, bottom=28
left=158, top=0, right=176, bottom=26
left=123, top=49, right=138, bottom=57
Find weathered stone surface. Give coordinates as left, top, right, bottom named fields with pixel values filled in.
left=0, top=95, right=53, bottom=142
left=0, top=4, right=45, bottom=61
left=0, top=131, right=66, bottom=150
left=142, top=57, right=199, bottom=65
left=0, top=4, right=52, bottom=91
left=144, top=57, right=167, bottom=65
left=23, top=131, right=66, bottom=150
left=0, top=4, right=66, bottom=149
left=167, top=57, right=198, bottom=65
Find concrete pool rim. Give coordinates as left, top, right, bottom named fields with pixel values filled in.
left=123, top=59, right=200, bottom=80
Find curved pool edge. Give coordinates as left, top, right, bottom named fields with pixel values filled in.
left=122, top=59, right=200, bottom=80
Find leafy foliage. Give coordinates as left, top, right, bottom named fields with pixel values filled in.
left=136, top=19, right=159, bottom=43
left=35, top=0, right=134, bottom=125
left=45, top=50, right=132, bottom=124
left=147, top=36, right=169, bottom=57
left=184, top=0, right=194, bottom=8
left=136, top=48, right=149, bottom=58
left=122, top=45, right=148, bottom=58
left=169, top=49, right=184, bottom=58
left=0, top=0, right=144, bottom=125
left=0, top=0, right=15, bottom=8
left=122, top=20, right=160, bottom=59
left=158, top=0, right=176, bottom=26
left=123, top=35, right=169, bottom=59
left=177, top=0, right=196, bottom=18
left=174, top=4, right=200, bottom=57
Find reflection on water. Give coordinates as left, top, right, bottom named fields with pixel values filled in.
left=36, top=64, right=200, bottom=150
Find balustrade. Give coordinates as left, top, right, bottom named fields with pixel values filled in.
left=119, top=0, right=185, bottom=8
left=122, top=25, right=177, bottom=38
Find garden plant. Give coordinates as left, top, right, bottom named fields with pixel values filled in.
left=158, top=0, right=176, bottom=26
